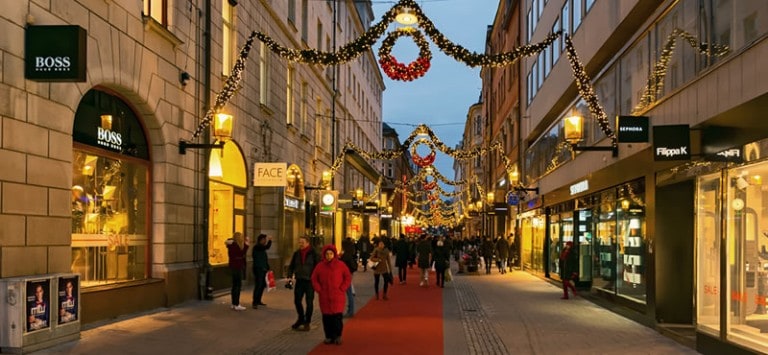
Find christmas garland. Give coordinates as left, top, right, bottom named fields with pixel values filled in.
left=378, top=29, right=432, bottom=81
left=410, top=138, right=436, bottom=167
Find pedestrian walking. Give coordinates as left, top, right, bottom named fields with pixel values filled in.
left=559, top=241, right=579, bottom=299
left=357, top=235, right=372, bottom=272
left=225, top=232, right=249, bottom=311
left=432, top=236, right=450, bottom=288
left=393, top=234, right=410, bottom=284
left=311, top=244, right=352, bottom=345
left=340, top=237, right=358, bottom=317
left=495, top=236, right=509, bottom=274
left=507, top=234, right=516, bottom=272
left=287, top=236, right=319, bottom=330
left=251, top=234, right=272, bottom=309
left=416, top=235, right=432, bottom=287
left=481, top=236, right=495, bottom=275
left=370, top=240, right=393, bottom=300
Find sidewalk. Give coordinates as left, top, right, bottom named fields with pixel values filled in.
left=34, top=263, right=699, bottom=355
left=38, top=270, right=378, bottom=355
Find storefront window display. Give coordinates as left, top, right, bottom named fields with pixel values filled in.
left=71, top=89, right=150, bottom=287
left=71, top=152, right=149, bottom=286
left=558, top=212, right=574, bottom=276
left=549, top=215, right=561, bottom=275
left=595, top=190, right=618, bottom=292
left=208, top=142, right=248, bottom=266
left=724, top=159, right=768, bottom=352
left=531, top=214, right=546, bottom=273
left=616, top=181, right=646, bottom=302
left=696, top=172, right=722, bottom=336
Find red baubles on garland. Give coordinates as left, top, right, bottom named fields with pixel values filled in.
left=378, top=29, right=432, bottom=81
left=410, top=139, right=436, bottom=167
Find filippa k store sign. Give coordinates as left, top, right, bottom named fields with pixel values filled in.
left=25, top=25, right=87, bottom=82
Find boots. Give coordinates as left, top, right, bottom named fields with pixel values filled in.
left=375, top=292, right=380, bottom=300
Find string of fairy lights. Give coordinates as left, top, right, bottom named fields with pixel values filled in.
left=632, top=28, right=730, bottom=114
left=180, top=0, right=729, bottom=227
left=191, top=31, right=257, bottom=139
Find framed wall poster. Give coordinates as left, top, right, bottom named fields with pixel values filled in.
left=26, top=279, right=51, bottom=332
left=58, top=276, right=79, bottom=324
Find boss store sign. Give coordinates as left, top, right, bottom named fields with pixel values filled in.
left=25, top=25, right=87, bottom=82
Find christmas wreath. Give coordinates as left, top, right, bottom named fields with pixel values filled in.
left=378, top=29, right=432, bottom=81
left=410, top=139, right=436, bottom=167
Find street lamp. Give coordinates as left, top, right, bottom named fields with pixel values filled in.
left=304, top=170, right=333, bottom=237
left=563, top=111, right=617, bottom=157
left=179, top=113, right=234, bottom=154
left=486, top=192, right=495, bottom=237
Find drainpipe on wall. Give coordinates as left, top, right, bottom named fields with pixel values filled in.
left=199, top=0, right=214, bottom=300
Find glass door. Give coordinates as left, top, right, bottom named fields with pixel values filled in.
left=576, top=209, right=594, bottom=283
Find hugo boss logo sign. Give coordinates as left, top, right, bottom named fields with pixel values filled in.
left=25, top=25, right=87, bottom=82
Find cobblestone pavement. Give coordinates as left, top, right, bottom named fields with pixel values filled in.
left=36, top=261, right=699, bottom=355
left=444, top=266, right=699, bottom=355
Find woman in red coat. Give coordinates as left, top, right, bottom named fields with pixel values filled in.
left=311, top=244, right=351, bottom=345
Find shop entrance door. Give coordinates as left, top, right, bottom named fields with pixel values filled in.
left=575, top=209, right=594, bottom=284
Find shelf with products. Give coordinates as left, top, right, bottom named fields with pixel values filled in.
left=621, top=217, right=645, bottom=285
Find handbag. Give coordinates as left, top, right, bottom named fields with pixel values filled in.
left=445, top=268, right=453, bottom=282
left=265, top=270, right=276, bottom=292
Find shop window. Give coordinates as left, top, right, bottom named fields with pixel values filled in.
left=532, top=215, right=546, bottom=273
left=207, top=142, right=248, bottom=266
left=71, top=151, right=149, bottom=286
left=593, top=191, right=617, bottom=292
left=616, top=181, right=646, bottom=302
left=549, top=215, right=561, bottom=275
left=72, top=89, right=150, bottom=287
left=696, top=172, right=722, bottom=336
left=725, top=161, right=768, bottom=352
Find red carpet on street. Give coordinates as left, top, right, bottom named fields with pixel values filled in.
left=310, top=271, right=443, bottom=355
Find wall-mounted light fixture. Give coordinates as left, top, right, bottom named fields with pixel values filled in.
left=509, top=168, right=539, bottom=195
left=563, top=112, right=618, bottom=157
left=179, top=113, right=234, bottom=154
left=180, top=71, right=191, bottom=86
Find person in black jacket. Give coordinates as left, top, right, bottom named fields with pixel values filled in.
left=480, top=236, right=495, bottom=275
left=251, top=234, right=272, bottom=309
left=288, top=236, right=319, bottom=331
left=432, top=236, right=451, bottom=288
left=393, top=234, right=410, bottom=284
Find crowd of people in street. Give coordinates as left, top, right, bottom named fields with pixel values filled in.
left=224, top=231, right=527, bottom=346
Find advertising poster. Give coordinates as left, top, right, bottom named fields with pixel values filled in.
left=58, top=276, right=79, bottom=324
left=26, top=279, right=50, bottom=332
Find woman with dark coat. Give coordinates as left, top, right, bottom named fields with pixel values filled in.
left=251, top=234, right=272, bottom=309
left=495, top=236, right=510, bottom=274
left=559, top=241, right=579, bottom=299
left=416, top=235, right=432, bottom=287
left=480, top=236, right=495, bottom=275
left=225, top=232, right=249, bottom=311
left=393, top=234, right=410, bottom=284
left=311, top=244, right=351, bottom=345
left=432, top=237, right=451, bottom=288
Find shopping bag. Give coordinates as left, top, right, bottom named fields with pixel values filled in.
left=266, top=270, right=276, bottom=292
left=445, top=268, right=453, bottom=282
